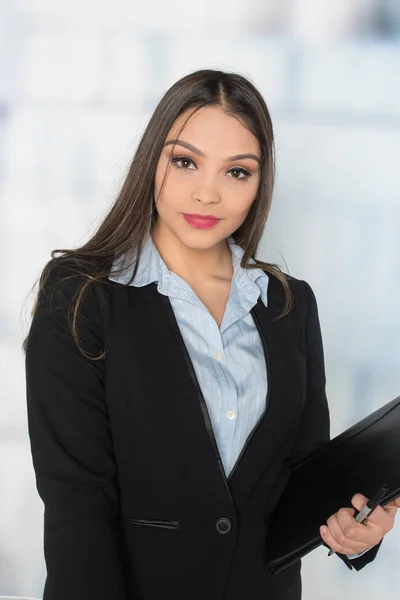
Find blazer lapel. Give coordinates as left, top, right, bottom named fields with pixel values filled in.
left=128, top=278, right=304, bottom=513
left=128, top=282, right=235, bottom=507
left=228, top=283, right=302, bottom=511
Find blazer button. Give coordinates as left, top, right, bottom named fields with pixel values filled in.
left=216, top=517, right=232, bottom=534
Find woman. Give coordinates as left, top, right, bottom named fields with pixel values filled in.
left=23, top=69, right=398, bottom=600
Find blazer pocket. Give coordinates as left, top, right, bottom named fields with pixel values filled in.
left=120, top=515, right=179, bottom=530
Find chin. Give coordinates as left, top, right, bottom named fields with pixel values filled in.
left=179, top=235, right=221, bottom=250
left=176, top=229, right=228, bottom=250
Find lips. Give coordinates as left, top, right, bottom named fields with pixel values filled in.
left=184, top=214, right=220, bottom=220
left=183, top=214, right=221, bottom=229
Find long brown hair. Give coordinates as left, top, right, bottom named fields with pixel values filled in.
left=22, top=68, right=293, bottom=360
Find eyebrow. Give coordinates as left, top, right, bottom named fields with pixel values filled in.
left=163, top=139, right=261, bottom=165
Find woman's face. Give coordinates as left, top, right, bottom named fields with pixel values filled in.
left=153, top=105, right=261, bottom=250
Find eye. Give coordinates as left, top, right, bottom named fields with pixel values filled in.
left=170, top=156, right=196, bottom=170
left=227, top=167, right=251, bottom=180
left=170, top=155, right=252, bottom=181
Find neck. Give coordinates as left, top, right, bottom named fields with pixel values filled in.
left=150, top=223, right=234, bottom=283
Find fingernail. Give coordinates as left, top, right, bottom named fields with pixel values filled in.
left=320, top=526, right=326, bottom=535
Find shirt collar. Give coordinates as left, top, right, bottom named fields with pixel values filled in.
left=108, top=234, right=269, bottom=307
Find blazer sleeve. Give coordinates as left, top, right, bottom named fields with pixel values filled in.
left=25, top=260, right=127, bottom=599
left=288, top=279, right=382, bottom=571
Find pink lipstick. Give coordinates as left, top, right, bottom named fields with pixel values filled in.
left=183, top=214, right=221, bottom=229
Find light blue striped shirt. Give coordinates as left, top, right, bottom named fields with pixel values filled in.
left=108, top=234, right=367, bottom=560
left=109, top=234, right=269, bottom=478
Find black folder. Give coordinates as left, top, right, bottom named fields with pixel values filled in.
left=264, top=396, right=400, bottom=574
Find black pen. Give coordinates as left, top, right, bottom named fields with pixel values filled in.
left=327, top=483, right=389, bottom=557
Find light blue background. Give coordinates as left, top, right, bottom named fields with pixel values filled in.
left=1, top=1, right=399, bottom=597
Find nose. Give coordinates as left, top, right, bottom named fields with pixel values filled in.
left=191, top=175, right=222, bottom=205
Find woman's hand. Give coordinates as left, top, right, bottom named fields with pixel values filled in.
left=319, top=493, right=400, bottom=555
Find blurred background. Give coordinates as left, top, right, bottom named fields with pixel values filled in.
left=1, top=0, right=399, bottom=597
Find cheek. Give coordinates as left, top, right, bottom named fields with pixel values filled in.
left=230, top=185, right=258, bottom=217
left=154, top=162, right=185, bottom=205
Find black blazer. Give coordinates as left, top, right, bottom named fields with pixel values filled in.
left=25, top=258, right=381, bottom=600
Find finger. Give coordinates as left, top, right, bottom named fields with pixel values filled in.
left=351, top=493, right=394, bottom=529
left=336, top=507, right=377, bottom=544
left=320, top=523, right=365, bottom=555
left=356, top=494, right=397, bottom=535
left=325, top=511, right=368, bottom=554
left=386, top=498, right=400, bottom=511
left=320, top=525, right=345, bottom=554
left=322, top=530, right=367, bottom=555
left=350, top=493, right=369, bottom=511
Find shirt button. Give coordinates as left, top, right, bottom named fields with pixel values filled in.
left=216, top=517, right=232, bottom=534
left=214, top=351, right=224, bottom=361
left=226, top=411, right=236, bottom=420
